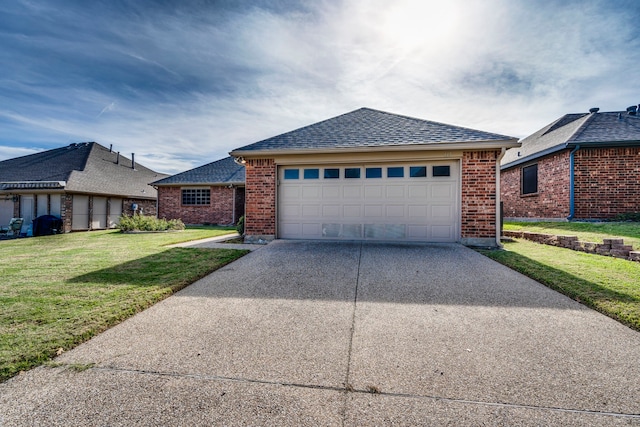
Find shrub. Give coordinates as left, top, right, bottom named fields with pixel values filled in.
left=236, top=215, right=245, bottom=235
left=613, top=212, right=640, bottom=222
left=118, top=214, right=185, bottom=232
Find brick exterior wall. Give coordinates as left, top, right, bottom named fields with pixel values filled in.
left=574, top=147, right=640, bottom=219
left=244, top=158, right=276, bottom=238
left=461, top=150, right=500, bottom=239
left=157, top=186, right=243, bottom=225
left=501, top=150, right=571, bottom=219
left=501, top=147, right=640, bottom=220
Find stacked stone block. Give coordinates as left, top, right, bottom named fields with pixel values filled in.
left=502, top=230, right=639, bottom=262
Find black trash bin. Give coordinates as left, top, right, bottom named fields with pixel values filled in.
left=32, top=215, right=63, bottom=236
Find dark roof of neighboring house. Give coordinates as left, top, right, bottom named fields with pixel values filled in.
left=502, top=109, right=640, bottom=169
left=231, top=107, right=517, bottom=155
left=152, top=156, right=245, bottom=186
left=0, top=142, right=168, bottom=198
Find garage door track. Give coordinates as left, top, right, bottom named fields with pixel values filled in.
left=1, top=240, right=639, bottom=426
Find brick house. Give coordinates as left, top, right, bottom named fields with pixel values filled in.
left=230, top=108, right=519, bottom=246
left=153, top=156, right=245, bottom=226
left=501, top=106, right=640, bottom=221
left=0, top=142, right=167, bottom=233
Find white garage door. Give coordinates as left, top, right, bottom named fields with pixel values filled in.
left=278, top=161, right=460, bottom=242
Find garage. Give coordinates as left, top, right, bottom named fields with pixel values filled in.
left=231, top=107, right=519, bottom=246
left=278, top=161, right=459, bottom=242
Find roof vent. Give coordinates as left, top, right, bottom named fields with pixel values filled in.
left=627, top=105, right=637, bottom=116
left=589, top=107, right=599, bottom=113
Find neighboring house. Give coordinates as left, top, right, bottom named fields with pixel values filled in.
left=152, top=156, right=245, bottom=225
left=0, top=142, right=168, bottom=233
left=230, top=107, right=519, bottom=246
left=501, top=106, right=640, bottom=221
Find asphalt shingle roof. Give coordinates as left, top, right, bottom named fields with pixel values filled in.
left=232, top=108, right=516, bottom=153
left=0, top=142, right=168, bottom=199
left=502, top=110, right=640, bottom=168
left=152, top=156, right=245, bottom=186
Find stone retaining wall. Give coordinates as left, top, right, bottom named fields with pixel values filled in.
left=503, top=230, right=640, bottom=262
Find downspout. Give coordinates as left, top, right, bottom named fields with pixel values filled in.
left=231, top=185, right=236, bottom=226
left=496, top=147, right=506, bottom=248
left=567, top=145, right=580, bottom=221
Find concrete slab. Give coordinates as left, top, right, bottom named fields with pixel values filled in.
left=1, top=240, right=639, bottom=426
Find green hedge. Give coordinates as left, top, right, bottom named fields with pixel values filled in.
left=118, top=215, right=185, bottom=232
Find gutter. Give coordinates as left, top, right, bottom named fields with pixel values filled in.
left=567, top=145, right=581, bottom=221
left=496, top=147, right=506, bottom=247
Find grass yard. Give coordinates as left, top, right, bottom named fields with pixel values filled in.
left=480, top=222, right=640, bottom=331
left=0, top=227, right=248, bottom=382
left=503, top=221, right=640, bottom=249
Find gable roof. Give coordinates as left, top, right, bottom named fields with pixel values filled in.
left=152, top=156, right=245, bottom=186
left=231, top=108, right=518, bottom=155
left=0, top=142, right=168, bottom=199
left=502, top=109, right=640, bottom=169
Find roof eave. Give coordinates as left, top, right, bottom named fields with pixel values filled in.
left=501, top=139, right=640, bottom=170
left=154, top=181, right=245, bottom=187
left=231, top=139, right=520, bottom=157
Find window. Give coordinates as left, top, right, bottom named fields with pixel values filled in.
left=345, top=168, right=361, bottom=179
left=365, top=167, right=382, bottom=178
left=432, top=165, right=450, bottom=177
left=284, top=169, right=299, bottom=180
left=409, top=166, right=427, bottom=177
left=304, top=168, right=319, bottom=179
left=387, top=167, right=404, bottom=178
left=324, top=168, right=340, bottom=179
left=182, top=189, right=210, bottom=205
left=522, top=164, right=538, bottom=195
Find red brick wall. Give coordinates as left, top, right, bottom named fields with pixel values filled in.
left=157, top=186, right=239, bottom=225
left=501, top=150, right=571, bottom=219
left=574, top=147, right=640, bottom=219
left=244, top=158, right=276, bottom=236
left=123, top=198, right=158, bottom=217
left=461, top=150, right=500, bottom=238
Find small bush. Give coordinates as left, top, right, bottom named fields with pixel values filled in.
left=613, top=212, right=640, bottom=222
left=236, top=215, right=245, bottom=235
left=118, top=214, right=185, bottom=232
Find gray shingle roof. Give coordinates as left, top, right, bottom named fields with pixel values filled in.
left=502, top=110, right=640, bottom=168
left=152, top=156, right=245, bottom=186
left=231, top=108, right=516, bottom=154
left=0, top=142, right=168, bottom=199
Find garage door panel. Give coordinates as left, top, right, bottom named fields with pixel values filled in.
left=279, top=162, right=459, bottom=242
left=364, top=185, right=383, bottom=198
left=301, top=204, right=320, bottom=217
left=343, top=205, right=362, bottom=217
left=408, top=185, right=428, bottom=198
left=431, top=183, right=454, bottom=199
left=302, top=187, right=320, bottom=199
left=343, top=186, right=361, bottom=198
left=385, top=205, right=404, bottom=217
left=322, top=205, right=340, bottom=216
left=386, top=185, right=405, bottom=198
left=431, top=204, right=452, bottom=218
left=322, top=186, right=341, bottom=199
left=280, top=204, right=300, bottom=218
left=364, top=205, right=383, bottom=217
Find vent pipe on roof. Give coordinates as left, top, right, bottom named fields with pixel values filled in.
left=627, top=105, right=637, bottom=116
left=132, top=153, right=135, bottom=170
left=116, top=151, right=120, bottom=164
left=589, top=107, right=599, bottom=113
left=109, top=144, right=112, bottom=152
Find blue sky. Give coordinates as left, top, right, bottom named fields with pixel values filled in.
left=1, top=0, right=639, bottom=174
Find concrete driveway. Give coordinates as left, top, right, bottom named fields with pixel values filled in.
left=1, top=240, right=639, bottom=426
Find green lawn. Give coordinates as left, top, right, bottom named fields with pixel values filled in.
left=504, top=221, right=640, bottom=249
left=481, top=222, right=640, bottom=331
left=0, top=227, right=248, bottom=382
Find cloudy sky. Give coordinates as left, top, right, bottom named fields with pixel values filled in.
left=1, top=0, right=639, bottom=174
